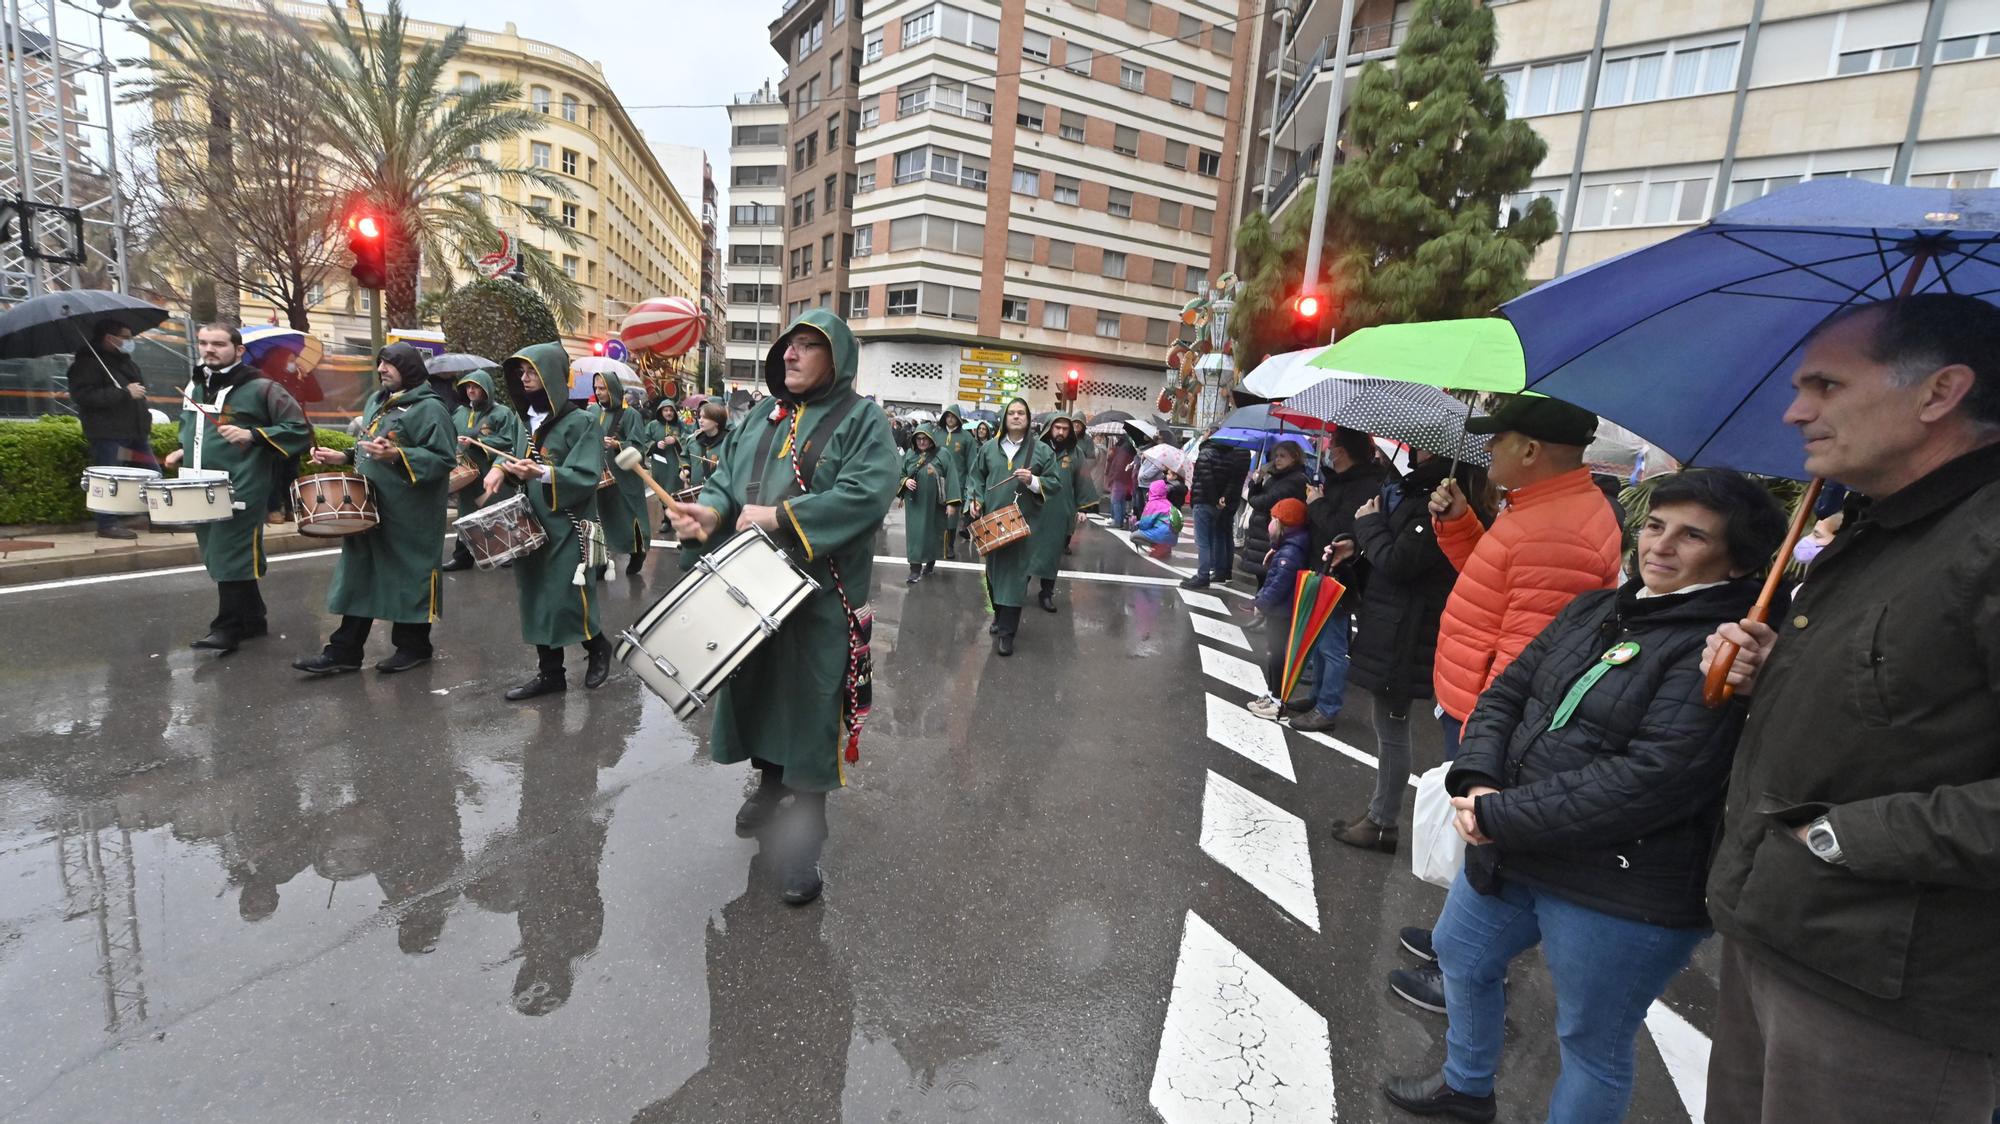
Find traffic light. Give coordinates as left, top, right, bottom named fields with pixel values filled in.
left=346, top=209, right=387, bottom=290
left=590, top=338, right=608, bottom=356
left=1289, top=290, right=1328, bottom=349
left=1064, top=367, right=1081, bottom=406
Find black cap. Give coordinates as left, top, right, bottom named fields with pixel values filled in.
left=1465, top=395, right=1599, bottom=446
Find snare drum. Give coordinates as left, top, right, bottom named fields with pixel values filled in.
left=82, top=466, right=161, bottom=515
left=616, top=526, right=820, bottom=718
left=451, top=494, right=546, bottom=569
left=969, top=502, right=1032, bottom=555
left=448, top=461, right=480, bottom=493
left=293, top=472, right=379, bottom=537
left=144, top=469, right=238, bottom=526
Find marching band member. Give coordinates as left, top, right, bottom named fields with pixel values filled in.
left=491, top=343, right=613, bottom=700
left=166, top=323, right=313, bottom=654
left=899, top=424, right=959, bottom=583
left=963, top=397, right=1059, bottom=657
left=936, top=404, right=975, bottom=560
left=443, top=369, right=524, bottom=572
left=591, top=369, right=650, bottom=576
left=663, top=309, right=898, bottom=905
left=294, top=343, right=455, bottom=675
left=675, top=400, right=729, bottom=572
left=1027, top=413, right=1098, bottom=613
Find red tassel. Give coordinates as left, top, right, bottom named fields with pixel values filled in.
left=844, top=730, right=860, bottom=764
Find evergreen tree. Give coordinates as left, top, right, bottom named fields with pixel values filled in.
left=1229, top=198, right=1314, bottom=370
left=440, top=279, right=560, bottom=409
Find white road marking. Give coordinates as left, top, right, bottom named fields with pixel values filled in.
left=1150, top=910, right=1336, bottom=1124
left=1293, top=729, right=1422, bottom=789
left=1201, top=771, right=1320, bottom=931
left=1205, top=693, right=1295, bottom=782
left=1645, top=1000, right=1712, bottom=1123
left=0, top=547, right=343, bottom=596
left=1177, top=589, right=1229, bottom=615
left=1189, top=613, right=1250, bottom=650
left=1199, top=645, right=1268, bottom=697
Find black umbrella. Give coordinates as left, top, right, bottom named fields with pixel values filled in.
left=1088, top=408, right=1135, bottom=426
left=425, top=352, right=496, bottom=375
left=0, top=290, right=169, bottom=359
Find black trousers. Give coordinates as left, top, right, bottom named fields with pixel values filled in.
left=535, top=635, right=609, bottom=678
left=212, top=580, right=266, bottom=638
left=994, top=604, right=1024, bottom=640
left=326, top=615, right=431, bottom=662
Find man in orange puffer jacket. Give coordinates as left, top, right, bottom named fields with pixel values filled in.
left=1387, top=396, right=1624, bottom=1020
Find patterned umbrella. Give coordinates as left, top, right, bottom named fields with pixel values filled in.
left=241, top=326, right=325, bottom=403
left=1281, top=569, right=1348, bottom=700
left=1283, top=378, right=1490, bottom=465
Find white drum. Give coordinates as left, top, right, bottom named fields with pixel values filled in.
left=144, top=468, right=240, bottom=527
left=81, top=466, right=160, bottom=515
left=615, top=527, right=820, bottom=719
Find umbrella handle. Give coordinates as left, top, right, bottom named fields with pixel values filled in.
left=1703, top=477, right=1823, bottom=708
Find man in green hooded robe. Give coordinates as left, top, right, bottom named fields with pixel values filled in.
left=590, top=368, right=651, bottom=575
left=487, top=343, right=613, bottom=698
left=962, top=397, right=1059, bottom=657
left=442, top=369, right=525, bottom=572
left=899, top=424, right=958, bottom=582
left=936, top=404, right=976, bottom=560
left=166, top=323, right=313, bottom=654
left=293, top=343, right=456, bottom=675
left=663, top=309, right=898, bottom=905
left=643, top=398, right=685, bottom=502
left=1028, top=413, right=1100, bottom=610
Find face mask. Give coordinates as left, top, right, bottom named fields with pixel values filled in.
left=119, top=339, right=138, bottom=355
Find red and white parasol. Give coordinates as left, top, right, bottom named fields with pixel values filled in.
left=619, top=296, right=702, bottom=357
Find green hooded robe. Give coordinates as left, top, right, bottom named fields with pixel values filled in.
left=450, top=370, right=525, bottom=518
left=325, top=348, right=457, bottom=623
left=1027, top=418, right=1100, bottom=581
left=900, top=425, right=959, bottom=565
left=590, top=371, right=651, bottom=557
left=643, top=405, right=686, bottom=492
left=962, top=400, right=1060, bottom=609
left=938, top=404, right=976, bottom=483
left=695, top=309, right=899, bottom=792
left=504, top=343, right=605, bottom=647
left=175, top=363, right=313, bottom=582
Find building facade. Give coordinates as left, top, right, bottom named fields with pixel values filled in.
left=652, top=142, right=727, bottom=390
left=724, top=84, right=790, bottom=390
left=769, top=0, right=867, bottom=332
left=1240, top=0, right=2000, bottom=281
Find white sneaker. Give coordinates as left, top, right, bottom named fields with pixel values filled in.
left=1247, top=696, right=1282, bottom=720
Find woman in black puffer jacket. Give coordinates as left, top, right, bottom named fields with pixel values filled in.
left=1383, top=469, right=1786, bottom=1124
left=1235, top=439, right=1310, bottom=583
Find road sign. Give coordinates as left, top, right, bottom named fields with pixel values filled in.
left=604, top=339, right=630, bottom=362
left=958, top=377, right=988, bottom=388
left=967, top=348, right=1018, bottom=365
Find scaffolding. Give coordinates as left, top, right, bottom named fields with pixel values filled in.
left=1, top=0, right=129, bottom=298
left=55, top=811, right=149, bottom=1033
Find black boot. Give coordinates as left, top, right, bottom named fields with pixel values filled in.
left=905, top=563, right=923, bottom=585
left=583, top=635, right=612, bottom=689
left=781, top=791, right=827, bottom=905
left=735, top=764, right=786, bottom=836
left=506, top=646, right=567, bottom=700
left=923, top=561, right=936, bottom=576
left=441, top=540, right=475, bottom=572
left=625, top=551, right=646, bottom=576
left=1037, top=579, right=1058, bottom=614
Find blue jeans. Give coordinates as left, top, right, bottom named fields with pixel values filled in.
left=1192, top=503, right=1234, bottom=578
left=1109, top=488, right=1131, bottom=529
left=1309, top=608, right=1351, bottom=718
left=88, top=436, right=158, bottom=529
left=1440, top=714, right=1463, bottom=761
left=1434, top=870, right=1707, bottom=1121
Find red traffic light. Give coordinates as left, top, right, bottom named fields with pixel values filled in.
left=1065, top=368, right=1080, bottom=384
left=1294, top=293, right=1322, bottom=320
left=591, top=338, right=608, bottom=356
left=346, top=208, right=388, bottom=291
left=349, top=213, right=382, bottom=240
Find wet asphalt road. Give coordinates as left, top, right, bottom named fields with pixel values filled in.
left=0, top=514, right=1713, bottom=1123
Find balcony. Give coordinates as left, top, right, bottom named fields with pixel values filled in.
left=1274, top=20, right=1409, bottom=134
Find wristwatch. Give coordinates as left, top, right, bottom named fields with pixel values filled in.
left=1804, top=815, right=1846, bottom=865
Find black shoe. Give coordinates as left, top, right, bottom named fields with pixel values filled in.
left=584, top=645, right=611, bottom=689
left=1291, top=709, right=1340, bottom=733
left=375, top=650, right=430, bottom=674
left=1037, top=589, right=1057, bottom=613
left=1389, top=965, right=1446, bottom=1013
left=504, top=673, right=566, bottom=700
left=190, top=631, right=238, bottom=652
left=97, top=525, right=139, bottom=540
left=242, top=620, right=269, bottom=639
left=735, top=787, right=785, bottom=836
left=994, top=632, right=1014, bottom=656
left=1334, top=816, right=1399, bottom=853
left=293, top=653, right=361, bottom=676
left=782, top=841, right=824, bottom=905
left=625, top=552, right=645, bottom=576
left=1381, top=1072, right=1495, bottom=1121
left=906, top=568, right=923, bottom=584
left=1215, top=571, right=1234, bottom=584
left=923, top=561, right=936, bottom=575
left=1400, top=926, right=1437, bottom=964
left=1179, top=574, right=1211, bottom=590
left=441, top=556, right=474, bottom=572
left=988, top=620, right=998, bottom=635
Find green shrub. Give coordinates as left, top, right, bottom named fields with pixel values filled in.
left=439, top=278, right=560, bottom=411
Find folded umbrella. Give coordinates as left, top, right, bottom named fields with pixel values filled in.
left=0, top=290, right=168, bottom=359
left=1280, top=569, right=1347, bottom=700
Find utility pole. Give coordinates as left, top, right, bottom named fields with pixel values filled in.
left=1299, top=0, right=1357, bottom=344
left=1259, top=1, right=1295, bottom=214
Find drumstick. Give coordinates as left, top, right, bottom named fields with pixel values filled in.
left=465, top=437, right=532, bottom=465
left=614, top=446, right=684, bottom=508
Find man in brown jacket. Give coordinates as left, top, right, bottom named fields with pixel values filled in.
left=1702, top=294, right=2000, bottom=1122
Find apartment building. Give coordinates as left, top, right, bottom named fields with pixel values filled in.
left=770, top=0, right=867, bottom=329
left=725, top=84, right=791, bottom=390
left=652, top=142, right=728, bottom=387
left=1240, top=0, right=2000, bottom=280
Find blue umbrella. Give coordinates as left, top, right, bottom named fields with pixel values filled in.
left=1502, top=179, right=2000, bottom=480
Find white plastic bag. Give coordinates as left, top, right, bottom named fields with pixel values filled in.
left=1411, top=763, right=1466, bottom=889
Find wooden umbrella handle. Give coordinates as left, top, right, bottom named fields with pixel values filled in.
left=1703, top=477, right=1824, bottom=707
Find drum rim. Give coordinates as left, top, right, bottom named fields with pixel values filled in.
left=86, top=466, right=162, bottom=479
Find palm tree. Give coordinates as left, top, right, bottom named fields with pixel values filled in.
left=275, top=0, right=584, bottom=329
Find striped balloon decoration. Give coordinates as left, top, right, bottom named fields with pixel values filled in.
left=619, top=295, right=702, bottom=357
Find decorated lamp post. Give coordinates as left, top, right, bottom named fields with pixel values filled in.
left=1156, top=272, right=1242, bottom=429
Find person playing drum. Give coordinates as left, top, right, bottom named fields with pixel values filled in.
left=899, top=424, right=958, bottom=583
left=1026, top=413, right=1099, bottom=614
left=490, top=342, right=614, bottom=699
left=662, top=309, right=898, bottom=906
left=644, top=398, right=686, bottom=505
left=165, top=323, right=313, bottom=654
left=443, top=369, right=524, bottom=573
left=293, top=343, right=456, bottom=675
left=590, top=368, right=651, bottom=578
left=962, top=397, right=1059, bottom=657
left=674, top=400, right=729, bottom=572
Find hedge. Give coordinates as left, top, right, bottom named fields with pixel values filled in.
left=0, top=416, right=356, bottom=525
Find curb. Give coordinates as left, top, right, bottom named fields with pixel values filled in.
left=0, top=528, right=329, bottom=587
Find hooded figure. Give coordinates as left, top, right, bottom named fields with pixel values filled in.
left=899, top=423, right=959, bottom=580
left=492, top=342, right=613, bottom=699
left=664, top=308, right=899, bottom=905
left=936, top=404, right=976, bottom=560
left=588, top=366, right=651, bottom=575
left=644, top=398, right=686, bottom=496
left=1024, top=412, right=1099, bottom=612
left=442, top=369, right=526, bottom=572
left=676, top=399, right=731, bottom=569
left=295, top=342, right=456, bottom=675
left=962, top=396, right=1060, bottom=656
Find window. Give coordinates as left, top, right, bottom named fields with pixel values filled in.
left=1641, top=176, right=1712, bottom=225
left=561, top=202, right=578, bottom=228
left=821, top=233, right=835, bottom=266
left=1177, top=13, right=1201, bottom=40
left=1909, top=169, right=1994, bottom=189
left=826, top=174, right=838, bottom=211
left=887, top=285, right=919, bottom=315
left=731, top=244, right=780, bottom=266
left=828, top=117, right=841, bottom=152
left=791, top=190, right=816, bottom=225
left=586, top=158, right=596, bottom=182
left=1095, top=311, right=1121, bottom=338
left=895, top=148, right=926, bottom=183
left=1159, top=199, right=1182, bottom=228
left=1054, top=175, right=1081, bottom=205
left=1126, top=0, right=1151, bottom=28
left=860, top=104, right=880, bottom=129
left=1498, top=56, right=1587, bottom=116
left=1726, top=174, right=1799, bottom=207
left=843, top=173, right=857, bottom=207
left=531, top=85, right=551, bottom=113
left=898, top=77, right=994, bottom=122
left=852, top=226, right=874, bottom=257
left=1196, top=150, right=1220, bottom=177
left=531, top=142, right=551, bottom=169
left=1211, top=26, right=1234, bottom=54
left=856, top=169, right=877, bottom=194
left=1007, top=230, right=1034, bottom=260
left=794, top=135, right=817, bottom=170
left=561, top=148, right=578, bottom=176
left=466, top=141, right=483, bottom=160
left=893, top=145, right=990, bottom=188
left=919, top=283, right=981, bottom=320
left=1065, top=41, right=1093, bottom=75
left=457, top=72, right=480, bottom=94
left=1575, top=180, right=1642, bottom=228
left=903, top=7, right=936, bottom=45
left=1838, top=42, right=1921, bottom=75
left=1171, top=77, right=1195, bottom=107
left=1114, top=125, right=1139, bottom=157
left=1204, top=88, right=1228, bottom=115
left=1190, top=206, right=1214, bottom=234
left=1150, top=259, right=1175, bottom=287
left=1023, top=29, right=1051, bottom=62
left=1185, top=266, right=1207, bottom=293
left=562, top=94, right=579, bottom=122
left=888, top=215, right=984, bottom=255
left=1107, top=188, right=1133, bottom=218
left=1668, top=42, right=1740, bottom=96
left=1043, top=302, right=1070, bottom=330
left=734, top=123, right=782, bottom=146
left=1102, top=250, right=1127, bottom=278
left=1048, top=239, right=1075, bottom=268
left=1059, top=110, right=1086, bottom=142
left=1146, top=318, right=1172, bottom=346
left=1120, top=62, right=1146, bottom=91
left=850, top=287, right=870, bottom=317
left=830, top=52, right=845, bottom=90
left=731, top=203, right=781, bottom=225
left=1012, top=167, right=1041, bottom=195
left=305, top=282, right=324, bottom=306
left=833, top=0, right=846, bottom=25
left=797, top=16, right=824, bottom=62
left=562, top=254, right=579, bottom=279
left=730, top=283, right=780, bottom=303
left=1164, top=140, right=1188, bottom=170
left=1501, top=186, right=1564, bottom=227
left=864, top=29, right=884, bottom=63
left=1017, top=99, right=1045, bottom=131
left=1001, top=297, right=1030, bottom=323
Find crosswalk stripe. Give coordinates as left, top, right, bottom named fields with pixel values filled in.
left=1646, top=1000, right=1712, bottom=1122
left=1293, top=728, right=1423, bottom=789
left=1150, top=910, right=1336, bottom=1124
left=1198, top=644, right=1267, bottom=697
left=1205, top=693, right=1295, bottom=782
left=1177, top=588, right=1230, bottom=615
left=1189, top=612, right=1249, bottom=650
left=1201, top=771, right=1320, bottom=931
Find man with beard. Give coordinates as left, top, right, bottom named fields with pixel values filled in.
left=590, top=368, right=651, bottom=576
left=164, top=324, right=313, bottom=653
left=442, top=369, right=524, bottom=572
left=1025, top=413, right=1097, bottom=613
left=293, top=343, right=455, bottom=675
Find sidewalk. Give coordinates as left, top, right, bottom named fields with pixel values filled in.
left=0, top=517, right=327, bottom=586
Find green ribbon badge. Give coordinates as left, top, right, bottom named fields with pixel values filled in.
left=1549, top=641, right=1641, bottom=731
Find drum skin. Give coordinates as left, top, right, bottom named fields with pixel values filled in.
left=294, top=472, right=379, bottom=538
